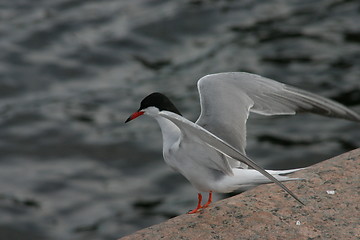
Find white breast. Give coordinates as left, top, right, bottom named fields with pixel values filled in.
left=156, top=116, right=228, bottom=192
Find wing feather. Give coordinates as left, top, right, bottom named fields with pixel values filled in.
left=196, top=72, right=360, bottom=155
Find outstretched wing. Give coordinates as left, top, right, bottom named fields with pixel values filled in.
left=160, top=111, right=305, bottom=205
left=196, top=72, right=360, bottom=154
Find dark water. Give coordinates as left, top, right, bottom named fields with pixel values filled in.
left=1, top=0, right=360, bottom=239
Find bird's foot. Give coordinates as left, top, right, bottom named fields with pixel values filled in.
left=201, top=202, right=211, bottom=209
left=202, top=191, right=213, bottom=208
left=187, top=193, right=203, bottom=214
left=187, top=191, right=213, bottom=214
left=187, top=207, right=202, bottom=214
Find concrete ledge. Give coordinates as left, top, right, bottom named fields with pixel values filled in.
left=120, top=148, right=360, bottom=240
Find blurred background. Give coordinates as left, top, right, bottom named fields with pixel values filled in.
left=1, top=0, right=360, bottom=239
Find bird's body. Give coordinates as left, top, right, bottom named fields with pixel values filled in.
left=155, top=114, right=300, bottom=193
left=159, top=116, right=228, bottom=193
left=125, top=72, right=360, bottom=213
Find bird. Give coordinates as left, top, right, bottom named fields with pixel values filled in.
left=125, top=72, right=360, bottom=214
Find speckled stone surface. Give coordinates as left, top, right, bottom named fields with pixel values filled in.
left=120, top=148, right=360, bottom=240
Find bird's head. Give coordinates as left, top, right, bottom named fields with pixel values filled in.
left=125, top=92, right=182, bottom=123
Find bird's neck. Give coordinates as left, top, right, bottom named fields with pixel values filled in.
left=154, top=116, right=181, bottom=150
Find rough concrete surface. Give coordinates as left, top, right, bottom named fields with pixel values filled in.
left=120, top=148, right=360, bottom=240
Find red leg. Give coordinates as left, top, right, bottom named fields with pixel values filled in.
left=202, top=191, right=213, bottom=208
left=187, top=193, right=203, bottom=214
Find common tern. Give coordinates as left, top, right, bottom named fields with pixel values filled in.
left=125, top=72, right=360, bottom=213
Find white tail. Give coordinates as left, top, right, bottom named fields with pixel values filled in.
left=214, top=168, right=304, bottom=193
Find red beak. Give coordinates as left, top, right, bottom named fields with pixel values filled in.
left=125, top=111, right=144, bottom=123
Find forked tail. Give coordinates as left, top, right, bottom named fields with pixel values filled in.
left=215, top=168, right=304, bottom=193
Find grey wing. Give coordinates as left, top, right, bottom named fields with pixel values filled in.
left=160, top=111, right=304, bottom=205
left=196, top=72, right=360, bottom=155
